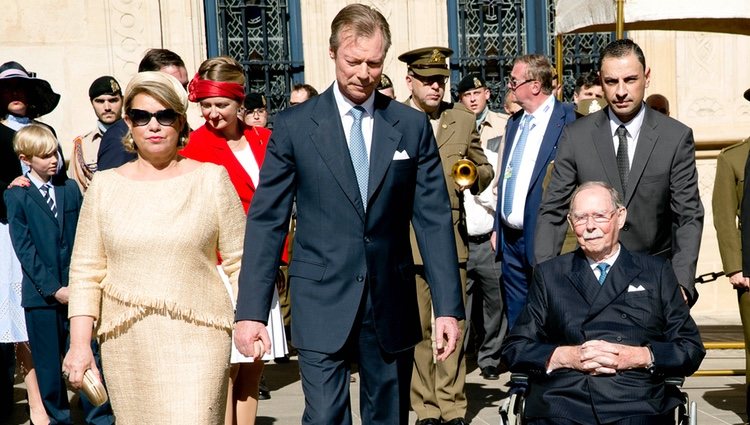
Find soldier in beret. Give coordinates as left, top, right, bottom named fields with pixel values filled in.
left=68, top=76, right=123, bottom=192
left=400, top=46, right=493, bottom=425
left=456, top=73, right=509, bottom=382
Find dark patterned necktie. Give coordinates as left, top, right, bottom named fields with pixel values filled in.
left=616, top=125, right=629, bottom=191
left=39, top=184, right=57, bottom=218
left=596, top=263, right=610, bottom=285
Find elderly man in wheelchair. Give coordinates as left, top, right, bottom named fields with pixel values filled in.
left=500, top=182, right=705, bottom=425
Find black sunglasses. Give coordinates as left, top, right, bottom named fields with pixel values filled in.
left=127, top=108, right=179, bottom=127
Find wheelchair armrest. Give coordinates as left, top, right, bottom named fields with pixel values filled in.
left=664, top=376, right=685, bottom=387
left=510, top=373, right=530, bottom=385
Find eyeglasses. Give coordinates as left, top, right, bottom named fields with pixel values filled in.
left=568, top=209, right=619, bottom=226
left=248, top=108, right=267, bottom=116
left=414, top=74, right=448, bottom=86
left=506, top=77, right=536, bottom=90
left=127, top=108, right=179, bottom=127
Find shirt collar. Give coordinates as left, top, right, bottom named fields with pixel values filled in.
left=333, top=82, right=375, bottom=119
left=586, top=243, right=622, bottom=269
left=608, top=102, right=646, bottom=137
left=26, top=172, right=51, bottom=190
left=524, top=94, right=555, bottom=124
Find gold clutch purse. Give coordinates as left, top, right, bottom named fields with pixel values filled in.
left=81, top=369, right=109, bottom=407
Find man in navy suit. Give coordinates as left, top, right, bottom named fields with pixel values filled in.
left=502, top=181, right=704, bottom=425
left=233, top=4, right=464, bottom=424
left=5, top=124, right=113, bottom=425
left=493, top=54, right=575, bottom=329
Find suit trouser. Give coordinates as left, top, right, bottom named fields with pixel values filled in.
left=411, top=266, right=467, bottom=421
left=527, top=412, right=674, bottom=425
left=25, top=306, right=114, bottom=425
left=465, top=237, right=507, bottom=369
left=0, top=342, right=14, bottom=421
left=501, top=225, right=531, bottom=330
left=297, top=287, right=413, bottom=425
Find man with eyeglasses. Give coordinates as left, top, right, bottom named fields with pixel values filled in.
left=502, top=181, right=704, bottom=425
left=535, top=39, right=703, bottom=306
left=492, top=54, right=575, bottom=330
left=399, top=46, right=493, bottom=425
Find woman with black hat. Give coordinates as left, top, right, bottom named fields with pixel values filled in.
left=0, top=60, right=62, bottom=425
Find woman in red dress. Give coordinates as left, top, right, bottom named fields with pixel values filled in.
left=181, top=56, right=287, bottom=425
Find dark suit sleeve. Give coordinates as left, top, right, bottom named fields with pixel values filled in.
left=713, top=150, right=743, bottom=276
left=235, top=114, right=295, bottom=323
left=534, top=126, right=578, bottom=263
left=97, top=120, right=136, bottom=171
left=412, top=116, right=464, bottom=319
left=4, top=189, right=63, bottom=299
left=650, top=260, right=705, bottom=376
left=667, top=128, right=703, bottom=301
left=500, top=266, right=558, bottom=375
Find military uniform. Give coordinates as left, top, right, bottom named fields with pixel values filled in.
left=401, top=48, right=493, bottom=425
left=713, top=137, right=750, bottom=414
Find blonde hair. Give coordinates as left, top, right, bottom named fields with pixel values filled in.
left=122, top=71, right=190, bottom=152
left=13, top=123, right=58, bottom=158
left=197, top=56, right=245, bottom=85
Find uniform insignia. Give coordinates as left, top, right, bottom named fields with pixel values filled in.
left=588, top=100, right=602, bottom=114
left=430, top=49, right=445, bottom=64
left=110, top=79, right=120, bottom=93
left=473, top=77, right=482, bottom=88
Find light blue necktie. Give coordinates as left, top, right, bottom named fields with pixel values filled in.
left=596, top=263, right=610, bottom=285
left=349, top=106, right=369, bottom=211
left=503, top=114, right=533, bottom=217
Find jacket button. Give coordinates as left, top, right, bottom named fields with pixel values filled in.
left=364, top=236, right=371, bottom=243
left=616, top=336, right=623, bottom=342
left=621, top=313, right=627, bottom=319
left=623, top=223, right=630, bottom=231
left=356, top=275, right=364, bottom=282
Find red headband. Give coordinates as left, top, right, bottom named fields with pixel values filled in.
left=187, top=73, right=245, bottom=102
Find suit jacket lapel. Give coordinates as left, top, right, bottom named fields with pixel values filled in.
left=436, top=105, right=456, bottom=148
left=27, top=184, right=58, bottom=223
left=368, top=96, right=401, bottom=206
left=586, top=247, right=641, bottom=321
left=567, top=251, right=601, bottom=307
left=309, top=89, right=366, bottom=220
left=626, top=108, right=658, bottom=206
left=529, top=100, right=565, bottom=188
left=592, top=109, right=625, bottom=196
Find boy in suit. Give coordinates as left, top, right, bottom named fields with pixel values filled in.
left=4, top=124, right=113, bottom=425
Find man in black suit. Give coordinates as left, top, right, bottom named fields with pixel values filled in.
left=232, top=4, right=464, bottom=424
left=502, top=181, right=704, bottom=425
left=535, top=39, right=703, bottom=305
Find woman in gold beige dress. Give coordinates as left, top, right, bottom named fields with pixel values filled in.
left=62, top=71, right=246, bottom=424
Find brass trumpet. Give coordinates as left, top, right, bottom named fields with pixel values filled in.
left=451, top=158, right=477, bottom=187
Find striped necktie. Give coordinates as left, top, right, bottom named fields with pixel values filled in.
left=39, top=183, right=58, bottom=218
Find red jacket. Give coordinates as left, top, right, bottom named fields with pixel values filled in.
left=182, top=123, right=289, bottom=263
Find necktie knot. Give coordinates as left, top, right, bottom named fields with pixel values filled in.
left=350, top=106, right=365, bottom=121
left=39, top=183, right=58, bottom=218
left=616, top=125, right=627, bottom=138
left=596, top=263, right=610, bottom=285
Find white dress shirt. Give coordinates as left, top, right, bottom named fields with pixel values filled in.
left=332, top=83, right=376, bottom=156
left=608, top=103, right=646, bottom=169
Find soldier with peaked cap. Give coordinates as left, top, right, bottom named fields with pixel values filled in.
left=400, top=46, right=493, bottom=425
left=68, top=76, right=123, bottom=192
left=456, top=73, right=509, bottom=382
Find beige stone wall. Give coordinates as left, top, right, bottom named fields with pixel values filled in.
left=1, top=0, right=206, bottom=158
left=299, top=0, right=451, bottom=102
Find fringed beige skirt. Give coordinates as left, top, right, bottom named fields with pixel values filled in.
left=99, top=312, right=231, bottom=425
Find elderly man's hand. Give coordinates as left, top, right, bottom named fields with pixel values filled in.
left=729, top=272, right=750, bottom=290
left=434, top=316, right=460, bottom=361
left=234, top=320, right=271, bottom=360
left=580, top=340, right=652, bottom=374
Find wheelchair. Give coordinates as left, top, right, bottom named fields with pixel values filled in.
left=499, top=373, right=697, bottom=425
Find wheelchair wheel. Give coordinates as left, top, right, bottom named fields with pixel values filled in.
left=499, top=391, right=525, bottom=425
